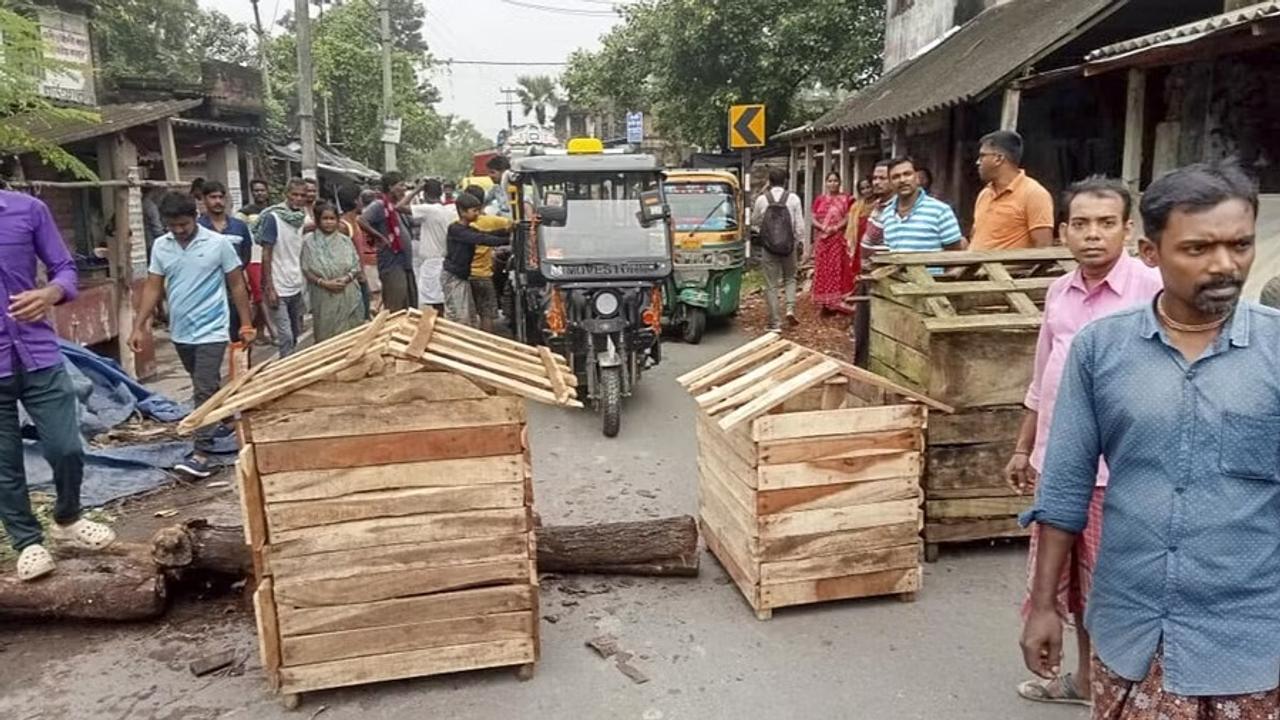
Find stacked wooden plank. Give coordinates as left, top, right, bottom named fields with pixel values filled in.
left=183, top=309, right=579, bottom=705
left=679, top=334, right=951, bottom=620
left=866, top=248, right=1074, bottom=558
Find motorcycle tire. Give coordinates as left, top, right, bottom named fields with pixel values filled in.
left=600, top=366, right=622, bottom=438
left=681, top=307, right=706, bottom=345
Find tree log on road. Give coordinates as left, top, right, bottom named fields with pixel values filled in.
left=0, top=556, right=167, bottom=621
left=151, top=520, right=253, bottom=577
left=536, top=515, right=700, bottom=577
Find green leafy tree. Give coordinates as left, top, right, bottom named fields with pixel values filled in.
left=562, top=0, right=883, bottom=149
left=420, top=117, right=492, bottom=182
left=93, top=0, right=256, bottom=85
left=515, top=74, right=560, bottom=127
left=0, top=4, right=97, bottom=178
left=267, top=0, right=444, bottom=175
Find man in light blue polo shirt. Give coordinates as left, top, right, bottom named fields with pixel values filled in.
left=129, top=193, right=254, bottom=478
left=881, top=157, right=964, bottom=257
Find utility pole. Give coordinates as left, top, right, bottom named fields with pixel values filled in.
left=249, top=0, right=272, bottom=97
left=497, top=88, right=520, bottom=131
left=293, top=0, right=317, bottom=179
left=379, top=0, right=398, bottom=171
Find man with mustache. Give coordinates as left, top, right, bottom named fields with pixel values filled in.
left=878, top=157, right=964, bottom=260
left=1008, top=176, right=1162, bottom=707
left=1020, top=162, right=1278, bottom=720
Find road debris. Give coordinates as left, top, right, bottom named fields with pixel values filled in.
left=188, top=649, right=237, bottom=677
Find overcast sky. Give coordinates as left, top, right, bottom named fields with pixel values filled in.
left=201, top=0, right=622, bottom=139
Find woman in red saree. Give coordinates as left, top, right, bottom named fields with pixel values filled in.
left=811, top=172, right=854, bottom=312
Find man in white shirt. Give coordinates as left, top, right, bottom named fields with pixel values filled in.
left=258, top=178, right=309, bottom=357
left=413, top=178, right=455, bottom=312
left=752, top=168, right=806, bottom=330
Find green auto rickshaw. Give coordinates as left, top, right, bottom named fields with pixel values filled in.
left=661, top=169, right=746, bottom=343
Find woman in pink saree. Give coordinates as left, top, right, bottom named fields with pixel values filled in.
left=811, top=172, right=854, bottom=312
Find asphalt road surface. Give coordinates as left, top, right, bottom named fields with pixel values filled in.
left=0, top=324, right=1086, bottom=720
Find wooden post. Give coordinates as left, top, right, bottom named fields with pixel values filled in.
left=802, top=143, right=815, bottom=216
left=852, top=149, right=865, bottom=188
left=1000, top=86, right=1021, bottom=131
left=109, top=133, right=139, bottom=377
left=890, top=123, right=907, bottom=157
left=206, top=142, right=244, bottom=209
left=787, top=145, right=799, bottom=196
left=821, top=138, right=832, bottom=187
left=1121, top=68, right=1147, bottom=195
left=157, top=118, right=180, bottom=181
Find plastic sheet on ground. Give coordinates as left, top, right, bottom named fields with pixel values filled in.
left=23, top=341, right=237, bottom=507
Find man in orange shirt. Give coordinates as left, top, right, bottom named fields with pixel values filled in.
left=971, top=130, right=1054, bottom=250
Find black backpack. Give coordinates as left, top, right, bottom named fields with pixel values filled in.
left=759, top=189, right=795, bottom=256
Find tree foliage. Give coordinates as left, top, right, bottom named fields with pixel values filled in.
left=0, top=4, right=97, bottom=178
left=515, top=75, right=560, bottom=127
left=266, top=0, right=444, bottom=176
left=93, top=0, right=254, bottom=85
left=562, top=0, right=884, bottom=149
left=419, top=117, right=491, bottom=182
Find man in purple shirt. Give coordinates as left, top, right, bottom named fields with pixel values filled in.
left=0, top=190, right=116, bottom=581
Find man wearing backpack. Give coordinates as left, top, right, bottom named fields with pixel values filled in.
left=752, top=168, right=806, bottom=331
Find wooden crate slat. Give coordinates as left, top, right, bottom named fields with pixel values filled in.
left=261, top=455, right=525, bottom=504
left=389, top=338, right=578, bottom=408
left=752, top=404, right=926, bottom=443
left=270, top=507, right=530, bottom=559
left=278, top=585, right=534, bottom=638
left=925, top=496, right=1031, bottom=520
left=759, top=543, right=919, bottom=586
left=274, top=558, right=530, bottom=608
left=266, top=484, right=526, bottom=534
left=704, top=352, right=827, bottom=418
left=694, top=347, right=807, bottom=409
left=875, top=247, right=1073, bottom=266
left=759, top=521, right=920, bottom=564
left=890, top=276, right=1055, bottom=297
left=282, top=611, right=535, bottom=667
left=924, top=313, right=1044, bottom=333
left=717, top=360, right=843, bottom=431
left=698, top=520, right=761, bottom=610
left=925, top=517, right=1029, bottom=544
left=684, top=339, right=793, bottom=396
left=538, top=346, right=572, bottom=403
left=237, top=443, right=267, bottom=549
left=759, top=497, right=920, bottom=541
left=279, top=637, right=536, bottom=695
left=756, top=449, right=922, bottom=491
left=254, top=425, right=525, bottom=475
left=760, top=567, right=921, bottom=611
left=403, top=305, right=439, bottom=359
left=982, top=262, right=1042, bottom=317
left=677, top=332, right=783, bottom=389
left=249, top=396, right=526, bottom=444
left=756, top=476, right=919, bottom=515
left=255, top=577, right=282, bottom=689
left=269, top=534, right=529, bottom=583
left=758, top=427, right=921, bottom=466
left=263, top=372, right=488, bottom=411
left=904, top=266, right=958, bottom=318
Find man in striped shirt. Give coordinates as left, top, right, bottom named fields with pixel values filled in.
left=880, top=157, right=964, bottom=256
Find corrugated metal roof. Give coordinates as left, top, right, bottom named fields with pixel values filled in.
left=1087, top=0, right=1280, bottom=60
left=812, top=0, right=1123, bottom=132
left=512, top=153, right=661, bottom=174
left=4, top=98, right=204, bottom=146
left=171, top=116, right=258, bottom=136
left=266, top=141, right=381, bottom=180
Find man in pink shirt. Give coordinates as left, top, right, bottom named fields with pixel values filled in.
left=1006, top=176, right=1162, bottom=707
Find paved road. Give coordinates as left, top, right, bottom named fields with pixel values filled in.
left=0, top=325, right=1086, bottom=720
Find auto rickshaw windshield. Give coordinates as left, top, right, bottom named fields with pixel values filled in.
left=667, top=183, right=738, bottom=233
left=533, top=173, right=669, bottom=262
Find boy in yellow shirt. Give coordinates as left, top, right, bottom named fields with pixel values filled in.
left=464, top=184, right=511, bottom=332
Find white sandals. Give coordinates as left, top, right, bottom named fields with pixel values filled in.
left=49, top=518, right=116, bottom=551
left=16, top=544, right=55, bottom=581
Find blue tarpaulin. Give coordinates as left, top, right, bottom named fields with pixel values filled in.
left=24, top=341, right=236, bottom=507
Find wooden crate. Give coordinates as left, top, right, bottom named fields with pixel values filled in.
left=678, top=334, right=950, bottom=619
left=868, top=248, right=1073, bottom=551
left=183, top=309, right=579, bottom=704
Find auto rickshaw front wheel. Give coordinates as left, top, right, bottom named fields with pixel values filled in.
left=681, top=307, right=706, bottom=344
left=600, top=366, right=622, bottom=438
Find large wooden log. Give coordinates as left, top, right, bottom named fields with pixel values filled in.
left=151, top=520, right=254, bottom=577
left=0, top=556, right=167, bottom=621
left=536, top=516, right=700, bottom=577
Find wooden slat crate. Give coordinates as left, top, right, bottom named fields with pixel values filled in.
left=184, top=309, right=579, bottom=706
left=867, top=248, right=1074, bottom=554
left=679, top=334, right=951, bottom=619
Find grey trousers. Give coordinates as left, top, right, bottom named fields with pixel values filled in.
left=0, top=364, right=84, bottom=551
left=759, top=250, right=798, bottom=329
left=271, top=293, right=306, bottom=358
left=442, top=270, right=475, bottom=327
left=174, top=342, right=227, bottom=452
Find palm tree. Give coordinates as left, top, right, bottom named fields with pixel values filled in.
left=515, top=75, right=560, bottom=127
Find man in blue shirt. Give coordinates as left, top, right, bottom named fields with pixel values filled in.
left=129, top=193, right=254, bottom=479
left=196, top=181, right=252, bottom=343
left=1021, top=162, right=1279, bottom=718
left=879, top=157, right=964, bottom=255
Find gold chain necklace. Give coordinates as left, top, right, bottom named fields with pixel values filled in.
left=1156, top=295, right=1228, bottom=333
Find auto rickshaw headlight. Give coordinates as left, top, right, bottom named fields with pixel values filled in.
left=593, top=291, right=620, bottom=317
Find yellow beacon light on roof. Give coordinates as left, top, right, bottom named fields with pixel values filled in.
left=566, top=137, right=605, bottom=155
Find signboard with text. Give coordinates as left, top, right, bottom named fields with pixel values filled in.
left=37, top=9, right=96, bottom=106
left=626, top=112, right=644, bottom=144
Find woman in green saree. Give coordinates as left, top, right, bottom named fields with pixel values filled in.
left=301, top=203, right=365, bottom=342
